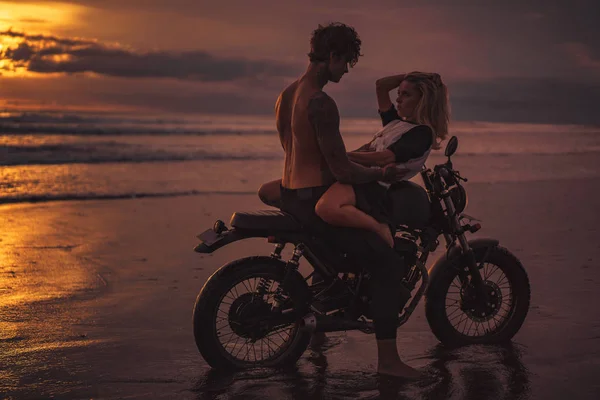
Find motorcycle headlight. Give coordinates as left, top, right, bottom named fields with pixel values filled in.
left=449, top=184, right=468, bottom=214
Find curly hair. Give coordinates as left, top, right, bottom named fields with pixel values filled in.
left=308, top=22, right=362, bottom=67
left=403, top=72, right=451, bottom=149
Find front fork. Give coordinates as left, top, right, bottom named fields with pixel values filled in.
left=442, top=193, right=489, bottom=302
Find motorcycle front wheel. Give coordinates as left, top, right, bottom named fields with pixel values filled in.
left=193, top=256, right=311, bottom=370
left=425, top=246, right=530, bottom=347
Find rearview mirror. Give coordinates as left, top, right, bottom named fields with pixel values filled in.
left=445, top=136, right=458, bottom=157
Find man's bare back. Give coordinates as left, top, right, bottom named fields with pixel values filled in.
left=276, top=79, right=336, bottom=189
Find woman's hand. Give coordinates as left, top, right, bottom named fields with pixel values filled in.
left=376, top=74, right=406, bottom=112
left=381, top=164, right=411, bottom=183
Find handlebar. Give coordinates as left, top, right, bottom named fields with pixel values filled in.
left=435, top=164, right=468, bottom=184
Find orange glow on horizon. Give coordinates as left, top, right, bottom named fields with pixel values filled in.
left=0, top=1, right=84, bottom=33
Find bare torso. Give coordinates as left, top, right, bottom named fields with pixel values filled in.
left=276, top=79, right=335, bottom=189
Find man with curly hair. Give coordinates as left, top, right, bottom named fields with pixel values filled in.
left=271, top=22, right=421, bottom=378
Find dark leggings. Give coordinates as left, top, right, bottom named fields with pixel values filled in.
left=280, top=185, right=410, bottom=340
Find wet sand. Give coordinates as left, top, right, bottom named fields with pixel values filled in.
left=1, top=178, right=600, bottom=399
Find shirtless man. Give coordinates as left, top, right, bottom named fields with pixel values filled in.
left=275, top=23, right=421, bottom=379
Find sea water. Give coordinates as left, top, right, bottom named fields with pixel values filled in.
left=1, top=110, right=599, bottom=204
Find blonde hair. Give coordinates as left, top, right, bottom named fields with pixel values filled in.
left=404, top=71, right=450, bottom=149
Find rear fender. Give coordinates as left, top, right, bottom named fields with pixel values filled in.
left=194, top=228, right=250, bottom=254
left=194, top=226, right=309, bottom=254
left=426, top=238, right=500, bottom=296
left=203, top=256, right=287, bottom=286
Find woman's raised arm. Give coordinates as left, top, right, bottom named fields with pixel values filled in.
left=375, top=74, right=405, bottom=112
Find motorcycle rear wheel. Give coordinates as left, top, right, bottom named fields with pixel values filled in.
left=425, top=246, right=530, bottom=347
left=193, top=256, right=311, bottom=369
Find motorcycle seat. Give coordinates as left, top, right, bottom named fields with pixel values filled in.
left=230, top=210, right=302, bottom=231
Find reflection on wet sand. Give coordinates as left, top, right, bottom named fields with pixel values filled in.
left=0, top=203, right=107, bottom=394
left=419, top=343, right=530, bottom=400
left=192, top=338, right=530, bottom=400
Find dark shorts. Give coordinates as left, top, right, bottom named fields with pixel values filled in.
left=279, top=184, right=392, bottom=270
left=352, top=181, right=392, bottom=228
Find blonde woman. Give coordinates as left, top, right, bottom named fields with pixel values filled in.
left=313, top=72, right=450, bottom=247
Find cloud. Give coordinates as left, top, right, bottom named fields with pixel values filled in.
left=0, top=30, right=299, bottom=81
left=1, top=29, right=95, bottom=46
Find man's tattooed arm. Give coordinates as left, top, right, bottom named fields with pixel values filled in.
left=308, top=92, right=384, bottom=184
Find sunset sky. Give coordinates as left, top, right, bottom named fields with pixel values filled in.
left=1, top=0, right=599, bottom=123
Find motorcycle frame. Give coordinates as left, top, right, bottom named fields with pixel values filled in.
left=194, top=162, right=497, bottom=332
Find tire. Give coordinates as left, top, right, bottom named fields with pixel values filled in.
left=193, top=256, right=311, bottom=370
left=425, top=246, right=530, bottom=347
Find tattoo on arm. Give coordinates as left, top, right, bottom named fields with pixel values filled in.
left=308, top=92, right=383, bottom=184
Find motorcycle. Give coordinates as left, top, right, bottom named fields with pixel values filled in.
left=192, top=136, right=531, bottom=370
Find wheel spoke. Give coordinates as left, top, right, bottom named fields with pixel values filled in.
left=446, top=306, right=462, bottom=318
left=218, top=330, right=236, bottom=342
left=449, top=309, right=467, bottom=323
left=450, top=280, right=462, bottom=291
left=276, top=329, right=289, bottom=343
left=496, top=275, right=509, bottom=287
left=210, top=273, right=301, bottom=364
left=240, top=279, right=252, bottom=294
left=225, top=291, right=236, bottom=302
left=444, top=258, right=521, bottom=339
left=463, top=317, right=474, bottom=335
left=264, top=335, right=277, bottom=354
left=241, top=339, right=253, bottom=361
left=484, top=264, right=499, bottom=281
left=231, top=336, right=243, bottom=358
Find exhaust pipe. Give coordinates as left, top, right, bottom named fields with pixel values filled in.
left=300, top=313, right=373, bottom=333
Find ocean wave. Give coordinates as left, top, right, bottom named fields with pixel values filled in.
left=0, top=143, right=282, bottom=166
left=2, top=144, right=600, bottom=166
left=0, top=111, right=182, bottom=125
left=4, top=110, right=600, bottom=138
left=0, top=190, right=257, bottom=204
left=0, top=123, right=276, bottom=136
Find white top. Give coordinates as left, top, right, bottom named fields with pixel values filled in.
left=369, top=119, right=432, bottom=186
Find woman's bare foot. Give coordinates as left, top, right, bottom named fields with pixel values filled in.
left=377, top=359, right=423, bottom=379
left=376, top=222, right=394, bottom=247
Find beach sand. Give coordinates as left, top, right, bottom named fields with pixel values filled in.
left=1, top=178, right=600, bottom=399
